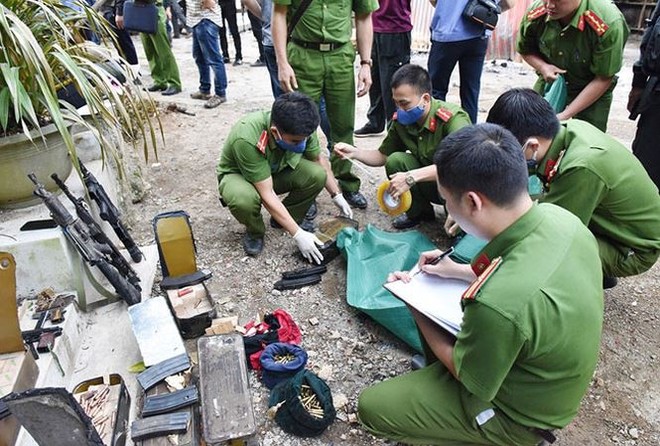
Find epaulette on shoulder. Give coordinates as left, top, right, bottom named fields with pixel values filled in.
left=256, top=130, right=268, bottom=155
left=583, top=10, right=609, bottom=37
left=527, top=5, right=548, bottom=21
left=462, top=256, right=503, bottom=300
left=435, top=107, right=453, bottom=123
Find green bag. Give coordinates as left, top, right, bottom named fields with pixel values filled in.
left=450, top=233, right=487, bottom=264
left=337, top=225, right=438, bottom=352
left=543, top=74, right=567, bottom=113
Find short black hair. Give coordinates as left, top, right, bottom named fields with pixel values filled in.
left=486, top=88, right=560, bottom=144
left=390, top=64, right=432, bottom=96
left=434, top=123, right=528, bottom=206
left=271, top=92, right=320, bottom=136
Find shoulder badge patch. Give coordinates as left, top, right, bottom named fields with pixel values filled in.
left=462, top=256, right=503, bottom=300
left=256, top=130, right=268, bottom=155
left=527, top=5, right=548, bottom=21
left=436, top=108, right=453, bottom=123
left=583, top=10, right=608, bottom=37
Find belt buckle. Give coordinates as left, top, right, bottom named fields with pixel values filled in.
left=319, top=43, right=331, bottom=52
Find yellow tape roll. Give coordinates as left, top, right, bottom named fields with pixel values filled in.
left=376, top=181, right=412, bottom=216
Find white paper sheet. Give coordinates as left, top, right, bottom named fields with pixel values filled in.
left=384, top=274, right=470, bottom=335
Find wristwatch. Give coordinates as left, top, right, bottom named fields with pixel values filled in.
left=405, top=173, right=416, bottom=187
left=360, top=59, right=373, bottom=67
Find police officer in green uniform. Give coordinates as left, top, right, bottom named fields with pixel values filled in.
left=216, top=92, right=352, bottom=261
left=517, top=0, right=628, bottom=131
left=358, top=124, right=604, bottom=445
left=487, top=88, right=660, bottom=286
left=272, top=0, right=378, bottom=209
left=335, top=65, right=471, bottom=229
left=142, top=0, right=182, bottom=95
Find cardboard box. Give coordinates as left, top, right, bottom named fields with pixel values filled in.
left=0, top=351, right=39, bottom=446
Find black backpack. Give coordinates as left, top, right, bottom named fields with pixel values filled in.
left=641, top=2, right=660, bottom=76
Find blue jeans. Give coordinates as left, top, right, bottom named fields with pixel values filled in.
left=264, top=45, right=283, bottom=98
left=427, top=37, right=488, bottom=123
left=193, top=19, right=228, bottom=97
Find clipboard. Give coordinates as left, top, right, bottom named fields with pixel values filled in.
left=384, top=274, right=470, bottom=336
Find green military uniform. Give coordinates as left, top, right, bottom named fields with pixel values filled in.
left=359, top=203, right=603, bottom=445
left=517, top=0, right=628, bottom=131
left=274, top=0, right=378, bottom=192
left=216, top=111, right=326, bottom=237
left=535, top=119, right=660, bottom=277
left=141, top=4, right=182, bottom=90
left=378, top=98, right=470, bottom=219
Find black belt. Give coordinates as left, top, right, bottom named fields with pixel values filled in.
left=290, top=38, right=346, bottom=52
left=533, top=428, right=557, bottom=444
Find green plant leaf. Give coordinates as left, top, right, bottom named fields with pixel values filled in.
left=0, top=87, right=10, bottom=132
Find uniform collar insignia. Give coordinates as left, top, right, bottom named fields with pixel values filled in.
left=544, top=149, right=566, bottom=184
left=257, top=130, right=268, bottom=155
left=463, top=256, right=503, bottom=300
left=429, top=116, right=437, bottom=133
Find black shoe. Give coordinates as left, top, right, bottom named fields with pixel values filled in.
left=233, top=58, right=243, bottom=66
left=250, top=59, right=266, bottom=67
left=603, top=276, right=618, bottom=289
left=147, top=84, right=167, bottom=92
left=162, top=86, right=181, bottom=96
left=343, top=191, right=367, bottom=209
left=300, top=218, right=315, bottom=233
left=354, top=123, right=384, bottom=137
left=305, top=201, right=318, bottom=220
left=270, top=216, right=315, bottom=232
left=223, top=56, right=230, bottom=64
left=392, top=212, right=434, bottom=230
left=411, top=354, right=426, bottom=371
left=242, top=233, right=264, bottom=256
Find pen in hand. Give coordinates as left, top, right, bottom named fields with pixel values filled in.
left=410, top=247, right=455, bottom=278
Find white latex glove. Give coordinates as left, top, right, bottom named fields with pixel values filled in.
left=293, top=229, right=324, bottom=264
left=332, top=194, right=353, bottom=219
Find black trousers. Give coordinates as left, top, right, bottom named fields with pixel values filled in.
left=218, top=0, right=242, bottom=60
left=103, top=11, right=138, bottom=65
left=633, top=89, right=660, bottom=191
left=365, top=31, right=411, bottom=130
left=248, top=11, right=264, bottom=61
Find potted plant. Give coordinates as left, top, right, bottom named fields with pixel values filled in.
left=0, top=0, right=161, bottom=208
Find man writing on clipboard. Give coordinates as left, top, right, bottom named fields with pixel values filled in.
left=357, top=124, right=604, bottom=445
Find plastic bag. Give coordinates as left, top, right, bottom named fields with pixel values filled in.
left=337, top=225, right=438, bottom=352
left=544, top=74, right=567, bottom=113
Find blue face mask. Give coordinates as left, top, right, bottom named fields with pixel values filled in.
left=522, top=141, right=538, bottom=173
left=275, top=134, right=307, bottom=154
left=396, top=99, right=426, bottom=126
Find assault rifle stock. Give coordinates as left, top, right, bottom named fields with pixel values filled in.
left=78, top=159, right=144, bottom=263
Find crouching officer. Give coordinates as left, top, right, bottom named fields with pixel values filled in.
left=335, top=64, right=470, bottom=229
left=216, top=92, right=353, bottom=262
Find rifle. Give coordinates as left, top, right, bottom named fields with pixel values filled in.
left=51, top=173, right=141, bottom=291
left=78, top=159, right=144, bottom=263
left=29, top=173, right=141, bottom=306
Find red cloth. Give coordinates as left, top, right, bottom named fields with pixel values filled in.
left=244, top=309, right=301, bottom=370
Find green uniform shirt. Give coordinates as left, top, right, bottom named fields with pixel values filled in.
left=517, top=0, right=628, bottom=96
left=454, top=203, right=603, bottom=429
left=378, top=99, right=471, bottom=166
left=216, top=111, right=321, bottom=184
left=536, top=119, right=660, bottom=254
left=274, top=0, right=378, bottom=43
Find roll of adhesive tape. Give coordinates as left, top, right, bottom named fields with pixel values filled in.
left=376, top=181, right=412, bottom=216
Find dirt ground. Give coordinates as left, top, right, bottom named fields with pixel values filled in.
left=122, top=30, right=659, bottom=445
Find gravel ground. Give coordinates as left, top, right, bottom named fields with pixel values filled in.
left=118, top=32, right=659, bottom=445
